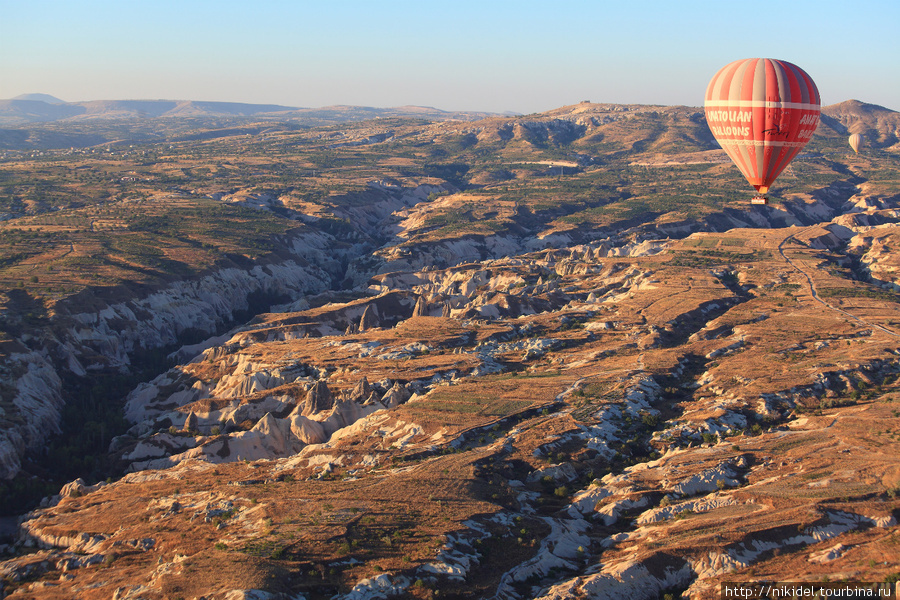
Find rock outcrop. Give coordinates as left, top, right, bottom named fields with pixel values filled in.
left=0, top=349, right=65, bottom=479
left=299, top=381, right=334, bottom=416
left=1, top=229, right=340, bottom=480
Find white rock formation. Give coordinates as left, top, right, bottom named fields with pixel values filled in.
left=534, top=557, right=692, bottom=600
left=0, top=351, right=65, bottom=479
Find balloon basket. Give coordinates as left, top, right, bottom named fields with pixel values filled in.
left=750, top=195, right=768, bottom=205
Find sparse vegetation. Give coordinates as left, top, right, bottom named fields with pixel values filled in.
left=1, top=100, right=899, bottom=599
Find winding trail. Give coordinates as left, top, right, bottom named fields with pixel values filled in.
left=777, top=230, right=900, bottom=339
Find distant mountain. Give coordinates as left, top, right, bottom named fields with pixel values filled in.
left=821, top=99, right=900, bottom=149
left=0, top=99, right=86, bottom=122
left=0, top=97, right=500, bottom=125
left=12, top=93, right=67, bottom=104
left=0, top=99, right=299, bottom=123
left=2, top=97, right=896, bottom=154
left=72, top=99, right=299, bottom=119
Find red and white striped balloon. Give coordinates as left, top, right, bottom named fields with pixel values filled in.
left=705, top=58, right=820, bottom=194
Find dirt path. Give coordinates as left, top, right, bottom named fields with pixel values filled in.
left=778, top=230, right=900, bottom=339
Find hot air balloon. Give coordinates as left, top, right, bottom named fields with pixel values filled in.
left=849, top=133, right=864, bottom=154
left=705, top=58, right=820, bottom=205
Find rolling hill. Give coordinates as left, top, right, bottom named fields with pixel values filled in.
left=0, top=96, right=500, bottom=128
left=0, top=99, right=899, bottom=599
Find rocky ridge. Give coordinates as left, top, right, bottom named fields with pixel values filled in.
left=1, top=229, right=337, bottom=480
left=2, top=101, right=900, bottom=598
left=4, top=198, right=900, bottom=597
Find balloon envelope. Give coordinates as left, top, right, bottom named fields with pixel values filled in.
left=705, top=58, right=820, bottom=194
left=849, top=133, right=863, bottom=153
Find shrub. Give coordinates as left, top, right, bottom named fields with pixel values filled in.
left=641, top=413, right=659, bottom=428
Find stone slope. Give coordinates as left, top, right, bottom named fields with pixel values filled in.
left=5, top=215, right=900, bottom=598
left=0, top=229, right=338, bottom=481
left=2, top=101, right=900, bottom=596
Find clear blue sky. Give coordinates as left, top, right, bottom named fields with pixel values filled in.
left=2, top=0, right=898, bottom=113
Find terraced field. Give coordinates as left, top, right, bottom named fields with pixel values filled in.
left=1, top=100, right=900, bottom=599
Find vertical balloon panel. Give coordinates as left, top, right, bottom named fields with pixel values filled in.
left=705, top=58, right=820, bottom=195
